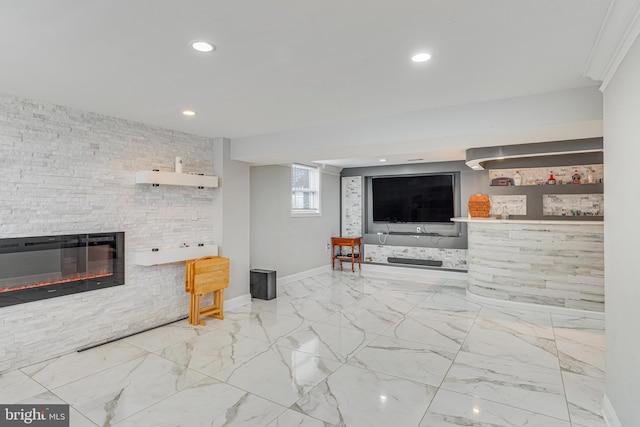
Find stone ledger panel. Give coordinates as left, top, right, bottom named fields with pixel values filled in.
left=0, top=93, right=216, bottom=372
left=489, top=195, right=527, bottom=216
left=364, top=244, right=467, bottom=271
left=467, top=222, right=604, bottom=311
left=542, top=194, right=604, bottom=216
left=341, top=176, right=362, bottom=237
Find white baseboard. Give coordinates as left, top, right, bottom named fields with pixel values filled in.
left=361, top=263, right=468, bottom=281
left=225, top=293, right=252, bottom=310
left=276, top=263, right=467, bottom=286
left=602, top=394, right=623, bottom=427
left=278, top=265, right=331, bottom=286
left=466, top=289, right=605, bottom=319
left=277, top=263, right=466, bottom=287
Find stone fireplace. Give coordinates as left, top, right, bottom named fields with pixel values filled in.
left=0, top=232, right=125, bottom=307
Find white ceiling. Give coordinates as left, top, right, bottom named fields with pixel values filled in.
left=0, top=0, right=612, bottom=167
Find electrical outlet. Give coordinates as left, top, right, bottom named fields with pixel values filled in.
left=416, top=226, right=421, bottom=233
left=326, top=243, right=331, bottom=251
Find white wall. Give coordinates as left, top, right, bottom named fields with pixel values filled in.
left=0, top=93, right=223, bottom=372
left=250, top=165, right=340, bottom=277
left=212, top=138, right=251, bottom=300
left=603, top=36, right=640, bottom=426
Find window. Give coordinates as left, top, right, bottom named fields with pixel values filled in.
left=291, top=163, right=321, bottom=216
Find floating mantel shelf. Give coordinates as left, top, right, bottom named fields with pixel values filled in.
left=135, top=245, right=219, bottom=266
left=135, top=170, right=219, bottom=188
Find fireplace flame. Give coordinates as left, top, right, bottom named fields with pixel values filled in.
left=0, top=271, right=113, bottom=293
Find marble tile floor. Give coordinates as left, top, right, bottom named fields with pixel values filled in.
left=2, top=270, right=606, bottom=427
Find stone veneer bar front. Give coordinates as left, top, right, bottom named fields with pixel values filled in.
left=453, top=218, right=604, bottom=312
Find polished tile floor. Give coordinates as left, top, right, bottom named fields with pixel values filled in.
left=2, top=270, right=606, bottom=426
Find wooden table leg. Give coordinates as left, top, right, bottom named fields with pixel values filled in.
left=192, top=294, right=199, bottom=326
left=331, top=245, right=335, bottom=270
left=351, top=242, right=355, bottom=272
left=331, top=242, right=337, bottom=270
left=213, top=289, right=224, bottom=320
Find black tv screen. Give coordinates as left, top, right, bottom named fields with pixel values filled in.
left=372, top=174, right=455, bottom=223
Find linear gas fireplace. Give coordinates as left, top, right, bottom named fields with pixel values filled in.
left=0, top=232, right=124, bottom=307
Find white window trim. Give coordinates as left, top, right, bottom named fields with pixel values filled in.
left=290, top=211, right=323, bottom=218
left=291, top=162, right=322, bottom=217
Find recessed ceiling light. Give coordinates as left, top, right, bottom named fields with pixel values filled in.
left=191, top=41, right=215, bottom=53
left=182, top=110, right=197, bottom=116
left=379, top=158, right=387, bottom=162
left=411, top=52, right=432, bottom=63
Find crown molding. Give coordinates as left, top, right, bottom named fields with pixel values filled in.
left=584, top=0, right=640, bottom=91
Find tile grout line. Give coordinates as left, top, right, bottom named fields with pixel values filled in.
left=414, top=295, right=485, bottom=426
left=552, top=312, right=576, bottom=426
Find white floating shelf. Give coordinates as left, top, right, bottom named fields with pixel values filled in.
left=135, top=170, right=219, bottom=188
left=135, top=245, right=219, bottom=266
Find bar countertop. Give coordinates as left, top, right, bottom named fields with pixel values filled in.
left=451, top=217, right=603, bottom=225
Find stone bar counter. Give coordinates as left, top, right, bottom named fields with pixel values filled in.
left=452, top=218, right=604, bottom=312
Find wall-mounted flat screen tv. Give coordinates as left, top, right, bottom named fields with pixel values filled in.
left=372, top=174, right=455, bottom=223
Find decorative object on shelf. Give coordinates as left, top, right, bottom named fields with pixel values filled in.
left=489, top=164, right=603, bottom=187
left=587, top=168, right=595, bottom=184
left=572, top=169, right=581, bottom=184
left=501, top=205, right=509, bottom=220
left=468, top=193, right=491, bottom=218
left=175, top=157, right=183, bottom=173
left=185, top=256, right=229, bottom=325
left=513, top=170, right=522, bottom=186
left=490, top=176, right=514, bottom=186
left=548, top=171, right=556, bottom=185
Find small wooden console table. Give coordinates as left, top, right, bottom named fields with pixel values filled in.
left=331, top=237, right=362, bottom=272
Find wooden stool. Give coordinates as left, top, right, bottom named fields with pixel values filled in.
left=185, top=256, right=229, bottom=326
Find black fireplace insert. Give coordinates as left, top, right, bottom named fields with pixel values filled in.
left=0, top=232, right=125, bottom=307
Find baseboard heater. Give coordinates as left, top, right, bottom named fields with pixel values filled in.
left=387, top=257, right=443, bottom=267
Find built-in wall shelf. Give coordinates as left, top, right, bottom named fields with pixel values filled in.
left=135, top=171, right=219, bottom=188
left=490, top=183, right=603, bottom=195
left=134, top=245, right=219, bottom=266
